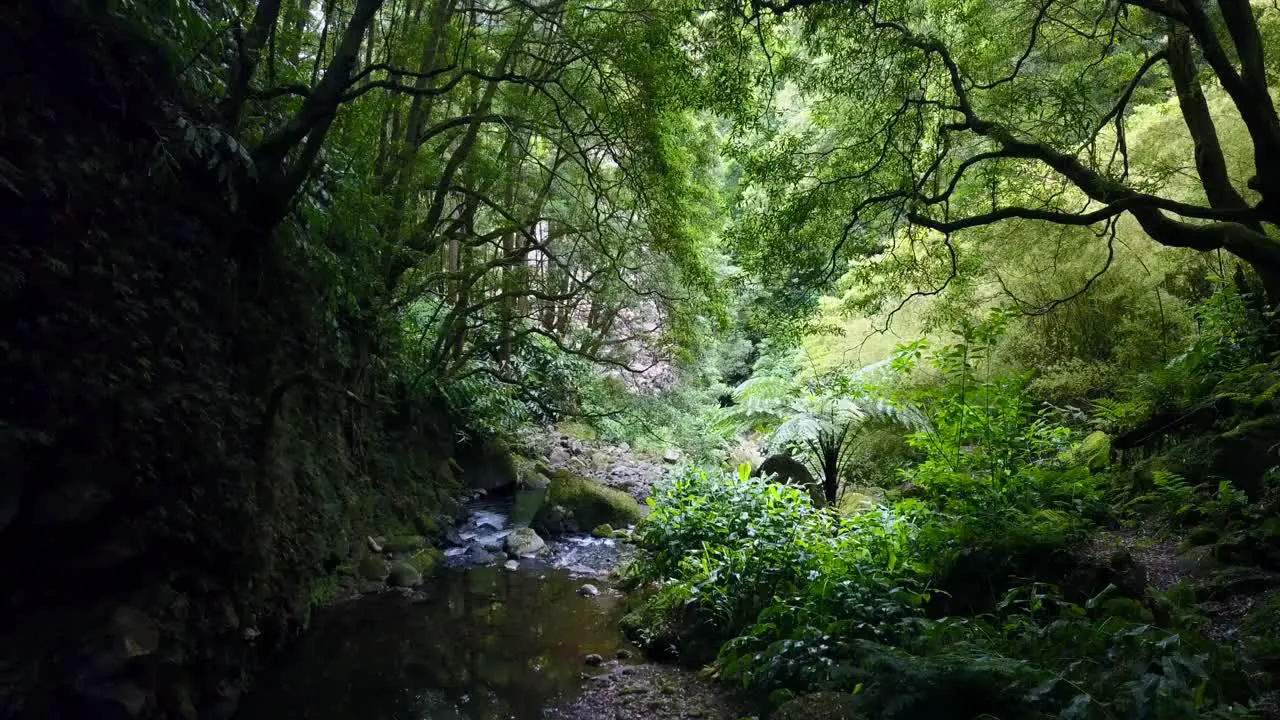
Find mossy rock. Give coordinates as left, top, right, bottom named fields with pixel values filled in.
left=357, top=555, right=387, bottom=582
left=836, top=491, right=875, bottom=515
left=406, top=548, right=444, bottom=576
left=382, top=534, right=427, bottom=554
left=533, top=470, right=645, bottom=533
left=387, top=561, right=422, bottom=587
left=592, top=523, right=614, bottom=538
left=773, top=692, right=864, bottom=720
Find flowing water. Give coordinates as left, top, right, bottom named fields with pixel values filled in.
left=237, top=495, right=638, bottom=720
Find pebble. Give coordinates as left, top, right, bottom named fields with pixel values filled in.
left=578, top=583, right=600, bottom=597
left=504, top=560, right=519, bottom=571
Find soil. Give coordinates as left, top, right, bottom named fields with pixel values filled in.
left=552, top=663, right=760, bottom=720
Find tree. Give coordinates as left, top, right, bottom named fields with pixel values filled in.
left=720, top=365, right=924, bottom=501
left=720, top=0, right=1280, bottom=315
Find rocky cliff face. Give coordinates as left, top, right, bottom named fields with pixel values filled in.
left=0, top=5, right=460, bottom=717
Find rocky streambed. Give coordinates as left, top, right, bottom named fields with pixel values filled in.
left=234, top=491, right=665, bottom=720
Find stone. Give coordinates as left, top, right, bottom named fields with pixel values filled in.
left=458, top=436, right=521, bottom=492
left=592, top=523, right=615, bottom=538
left=407, top=548, right=444, bottom=575
left=584, top=653, right=604, bottom=666
left=662, top=449, right=681, bottom=464
left=366, top=535, right=383, bottom=554
left=617, top=442, right=631, bottom=453
left=382, top=534, right=427, bottom=554
left=465, top=546, right=497, bottom=564
left=357, top=555, right=388, bottom=582
left=111, top=607, right=160, bottom=658
left=388, top=561, right=423, bottom=587
left=578, top=583, right=600, bottom=597
left=773, top=691, right=865, bottom=720
left=756, top=454, right=814, bottom=487
left=504, top=559, right=520, bottom=571
left=504, top=527, right=547, bottom=557
left=532, top=470, right=646, bottom=534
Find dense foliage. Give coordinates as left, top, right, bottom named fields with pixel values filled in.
left=9, top=0, right=1280, bottom=716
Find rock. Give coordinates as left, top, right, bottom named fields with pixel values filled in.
left=388, top=561, right=423, bottom=587
left=524, top=473, right=551, bottom=490
left=505, top=527, right=547, bottom=557
left=662, top=449, right=681, bottom=464
left=382, top=534, right=427, bottom=554
left=241, top=627, right=260, bottom=642
left=357, top=555, right=388, bottom=582
left=406, top=548, right=444, bottom=575
left=412, top=513, right=441, bottom=538
left=756, top=454, right=826, bottom=506
left=504, top=559, right=520, bottom=571
left=773, top=692, right=865, bottom=720
left=465, top=546, right=497, bottom=564
left=356, top=580, right=386, bottom=594
left=532, top=470, right=646, bottom=534
left=592, top=523, right=615, bottom=538
left=444, top=526, right=465, bottom=546
left=617, top=442, right=631, bottom=453
left=578, top=583, right=600, bottom=597
left=458, top=436, right=521, bottom=492
left=550, top=445, right=572, bottom=466
left=756, top=454, right=813, bottom=486
left=584, top=653, right=604, bottom=666
left=110, top=606, right=160, bottom=658
left=366, top=535, right=384, bottom=554
left=616, top=648, right=633, bottom=659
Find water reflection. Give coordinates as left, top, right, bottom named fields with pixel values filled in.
left=238, top=565, right=633, bottom=720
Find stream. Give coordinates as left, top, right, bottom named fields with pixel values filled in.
left=236, top=493, right=640, bottom=720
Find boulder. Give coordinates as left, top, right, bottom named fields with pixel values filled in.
left=532, top=470, right=646, bottom=534
left=457, top=436, right=520, bottom=492
left=583, top=653, right=604, bottom=666
left=578, top=583, right=600, bottom=597
left=756, top=454, right=814, bottom=486
left=357, top=556, right=388, bottom=582
left=382, top=535, right=427, bottom=554
left=110, top=606, right=160, bottom=659
left=406, top=548, right=444, bottom=576
left=773, top=692, right=864, bottom=720
left=504, top=559, right=520, bottom=571
left=592, top=523, right=615, bottom=538
left=504, top=528, right=547, bottom=557
left=387, top=562, right=422, bottom=588
left=755, top=454, right=825, bottom=506
left=662, top=449, right=682, bottom=464
left=465, top=546, right=497, bottom=565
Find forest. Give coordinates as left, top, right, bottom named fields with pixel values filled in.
left=2, top=0, right=1280, bottom=718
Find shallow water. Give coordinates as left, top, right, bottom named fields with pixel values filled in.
left=237, top=502, right=637, bottom=720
